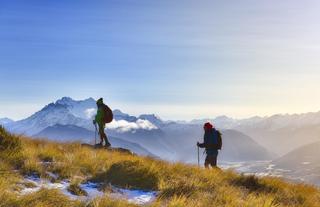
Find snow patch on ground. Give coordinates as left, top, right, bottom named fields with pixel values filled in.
left=19, top=176, right=157, bottom=205
left=111, top=187, right=157, bottom=205
left=79, top=182, right=104, bottom=199
left=20, top=176, right=70, bottom=196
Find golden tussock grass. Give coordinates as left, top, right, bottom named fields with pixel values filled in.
left=0, top=126, right=320, bottom=207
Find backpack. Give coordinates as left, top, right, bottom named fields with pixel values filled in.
left=204, top=129, right=222, bottom=150
left=216, top=130, right=222, bottom=150
left=102, top=104, right=113, bottom=123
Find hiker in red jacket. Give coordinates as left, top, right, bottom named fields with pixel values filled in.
left=197, top=122, right=222, bottom=168
left=93, top=98, right=113, bottom=147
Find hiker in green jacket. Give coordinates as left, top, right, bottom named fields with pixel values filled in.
left=93, top=98, right=113, bottom=147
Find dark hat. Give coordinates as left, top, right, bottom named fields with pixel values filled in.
left=96, top=98, right=103, bottom=105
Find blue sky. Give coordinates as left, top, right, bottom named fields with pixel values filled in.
left=1, top=0, right=320, bottom=120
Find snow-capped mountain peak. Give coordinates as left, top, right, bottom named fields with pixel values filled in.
left=53, top=97, right=97, bottom=120
left=6, top=97, right=163, bottom=136
left=55, top=97, right=74, bottom=105
left=138, top=114, right=163, bottom=127
left=113, top=109, right=138, bottom=122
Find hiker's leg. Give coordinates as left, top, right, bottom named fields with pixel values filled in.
left=98, top=125, right=105, bottom=145
left=206, top=156, right=213, bottom=168
left=204, top=156, right=210, bottom=168
left=210, top=151, right=218, bottom=168
left=104, top=130, right=111, bottom=147
left=211, top=156, right=217, bottom=167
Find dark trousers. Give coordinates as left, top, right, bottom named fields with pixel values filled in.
left=205, top=155, right=217, bottom=168
left=98, top=124, right=110, bottom=146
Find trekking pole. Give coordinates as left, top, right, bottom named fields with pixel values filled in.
left=197, top=145, right=200, bottom=167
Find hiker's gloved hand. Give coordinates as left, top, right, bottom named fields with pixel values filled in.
left=197, top=142, right=205, bottom=148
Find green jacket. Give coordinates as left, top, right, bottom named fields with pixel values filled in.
left=95, top=106, right=104, bottom=125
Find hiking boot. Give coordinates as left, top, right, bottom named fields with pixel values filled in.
left=105, top=142, right=111, bottom=148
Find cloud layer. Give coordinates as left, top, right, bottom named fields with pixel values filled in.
left=107, top=119, right=158, bottom=133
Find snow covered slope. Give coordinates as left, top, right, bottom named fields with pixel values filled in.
left=6, top=97, right=159, bottom=136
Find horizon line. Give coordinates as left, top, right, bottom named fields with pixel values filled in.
left=2, top=96, right=320, bottom=122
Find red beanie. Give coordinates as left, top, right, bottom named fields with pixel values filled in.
left=204, top=122, right=213, bottom=130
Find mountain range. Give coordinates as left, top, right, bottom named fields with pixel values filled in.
left=3, top=96, right=320, bottom=171
left=189, top=112, right=320, bottom=156
left=2, top=97, right=274, bottom=162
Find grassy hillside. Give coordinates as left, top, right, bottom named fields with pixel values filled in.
left=1, top=126, right=320, bottom=207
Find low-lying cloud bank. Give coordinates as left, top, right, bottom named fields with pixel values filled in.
left=107, top=119, right=158, bottom=133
